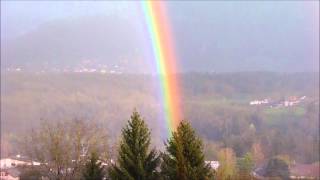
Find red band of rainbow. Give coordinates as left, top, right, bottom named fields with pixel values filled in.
left=142, top=1, right=181, bottom=135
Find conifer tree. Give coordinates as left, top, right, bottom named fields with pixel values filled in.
left=161, top=121, right=213, bottom=180
left=83, top=151, right=105, bottom=180
left=109, top=110, right=160, bottom=180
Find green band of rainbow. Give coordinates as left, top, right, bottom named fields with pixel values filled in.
left=142, top=1, right=181, bottom=135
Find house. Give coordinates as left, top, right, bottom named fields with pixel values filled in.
left=0, top=168, right=20, bottom=180
left=100, top=69, right=107, bottom=74
left=300, top=96, right=306, bottom=100
left=253, top=162, right=320, bottom=180
left=290, top=162, right=319, bottom=179
left=205, top=161, right=220, bottom=170
left=250, top=99, right=269, bottom=106
left=0, top=158, right=29, bottom=169
left=0, top=155, right=40, bottom=169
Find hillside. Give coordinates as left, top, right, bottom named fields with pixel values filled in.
left=2, top=11, right=318, bottom=72
left=1, top=72, right=319, bottom=162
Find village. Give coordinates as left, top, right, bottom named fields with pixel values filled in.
left=249, top=96, right=307, bottom=108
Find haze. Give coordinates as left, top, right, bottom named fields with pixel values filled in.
left=1, top=1, right=319, bottom=72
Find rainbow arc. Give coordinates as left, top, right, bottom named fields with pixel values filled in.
left=142, top=1, right=181, bottom=135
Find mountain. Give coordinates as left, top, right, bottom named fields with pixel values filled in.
left=1, top=11, right=319, bottom=73
left=1, top=16, right=151, bottom=73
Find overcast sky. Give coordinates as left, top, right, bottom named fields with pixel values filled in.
left=1, top=1, right=136, bottom=39
left=1, top=1, right=319, bottom=72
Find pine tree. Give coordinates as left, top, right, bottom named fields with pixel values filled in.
left=161, top=121, right=213, bottom=180
left=109, top=110, right=160, bottom=180
left=83, top=151, right=105, bottom=180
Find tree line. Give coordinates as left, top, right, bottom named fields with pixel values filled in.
left=21, top=110, right=213, bottom=179
left=20, top=110, right=294, bottom=180
left=3, top=72, right=318, bottom=166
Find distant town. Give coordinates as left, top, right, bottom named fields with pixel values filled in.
left=4, top=66, right=124, bottom=74
left=249, top=96, right=307, bottom=108
left=3, top=60, right=132, bottom=74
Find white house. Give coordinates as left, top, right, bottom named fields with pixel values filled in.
left=250, top=99, right=269, bottom=105
left=0, top=158, right=29, bottom=169
left=0, top=169, right=19, bottom=180
left=0, top=155, right=41, bottom=169
left=205, top=161, right=220, bottom=170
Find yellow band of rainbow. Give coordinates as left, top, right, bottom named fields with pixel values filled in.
left=142, top=1, right=181, bottom=135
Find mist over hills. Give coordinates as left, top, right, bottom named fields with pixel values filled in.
left=2, top=16, right=151, bottom=73
left=1, top=1, right=319, bottom=73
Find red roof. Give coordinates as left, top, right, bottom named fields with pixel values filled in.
left=290, top=162, right=319, bottom=178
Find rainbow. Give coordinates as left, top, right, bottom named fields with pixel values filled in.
left=142, top=1, right=181, bottom=135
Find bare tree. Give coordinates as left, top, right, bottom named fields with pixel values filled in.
left=22, top=119, right=109, bottom=180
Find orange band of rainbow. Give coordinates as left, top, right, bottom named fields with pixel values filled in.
left=142, top=1, right=181, bottom=135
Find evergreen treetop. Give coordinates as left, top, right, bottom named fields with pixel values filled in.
left=83, top=151, right=105, bottom=180
left=109, top=110, right=160, bottom=180
left=161, top=121, right=213, bottom=180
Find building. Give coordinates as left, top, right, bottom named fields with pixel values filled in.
left=0, top=168, right=20, bottom=180
left=205, top=161, right=220, bottom=170
left=0, top=155, right=40, bottom=169
left=253, top=162, right=320, bottom=179
left=290, top=163, right=319, bottom=179
left=0, top=158, right=29, bottom=169
left=250, top=99, right=269, bottom=105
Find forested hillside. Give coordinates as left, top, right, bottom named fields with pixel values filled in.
left=1, top=72, right=319, bottom=164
